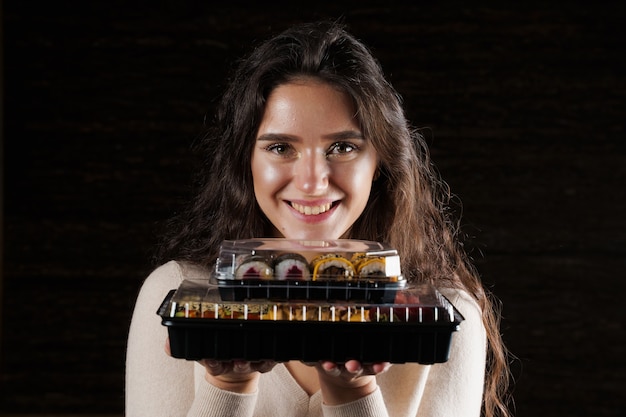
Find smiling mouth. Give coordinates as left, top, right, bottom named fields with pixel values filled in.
left=290, top=201, right=335, bottom=215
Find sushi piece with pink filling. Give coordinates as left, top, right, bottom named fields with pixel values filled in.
left=235, top=256, right=273, bottom=280
left=273, top=253, right=311, bottom=280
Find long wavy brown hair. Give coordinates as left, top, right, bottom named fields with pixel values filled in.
left=157, top=20, right=512, bottom=417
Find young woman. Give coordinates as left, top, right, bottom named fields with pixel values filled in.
left=126, top=21, right=512, bottom=417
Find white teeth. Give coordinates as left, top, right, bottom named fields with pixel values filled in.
left=291, top=202, right=332, bottom=215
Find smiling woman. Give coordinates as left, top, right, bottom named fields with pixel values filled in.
left=125, top=20, right=512, bottom=417
left=251, top=80, right=379, bottom=241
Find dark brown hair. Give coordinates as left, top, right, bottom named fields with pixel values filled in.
left=157, top=20, right=512, bottom=417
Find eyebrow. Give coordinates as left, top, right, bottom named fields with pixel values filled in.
left=324, top=130, right=365, bottom=141
left=256, top=133, right=298, bottom=142
left=256, top=130, right=365, bottom=142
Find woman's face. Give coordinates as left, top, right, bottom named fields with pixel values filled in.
left=251, top=80, right=378, bottom=240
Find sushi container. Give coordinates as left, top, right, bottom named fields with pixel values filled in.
left=158, top=239, right=464, bottom=364
left=214, top=238, right=406, bottom=303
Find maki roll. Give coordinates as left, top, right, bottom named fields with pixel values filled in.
left=273, top=253, right=311, bottom=280
left=355, top=256, right=387, bottom=278
left=235, top=255, right=273, bottom=280
left=310, top=254, right=355, bottom=280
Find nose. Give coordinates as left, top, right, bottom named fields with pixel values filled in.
left=293, top=149, right=329, bottom=194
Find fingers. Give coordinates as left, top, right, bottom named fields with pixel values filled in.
left=197, top=359, right=278, bottom=376
left=200, top=359, right=229, bottom=375
left=321, top=362, right=343, bottom=377
left=319, top=360, right=362, bottom=380
left=254, top=360, right=277, bottom=373
left=343, top=360, right=363, bottom=374
left=233, top=360, right=252, bottom=374
left=370, top=362, right=391, bottom=374
left=318, top=360, right=391, bottom=379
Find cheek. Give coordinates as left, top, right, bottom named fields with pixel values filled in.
left=252, top=158, right=286, bottom=195
left=340, top=161, right=377, bottom=200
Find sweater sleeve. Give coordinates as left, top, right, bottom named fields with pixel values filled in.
left=126, top=261, right=262, bottom=416
left=415, top=288, right=486, bottom=417
left=125, top=261, right=196, bottom=416
left=187, top=377, right=258, bottom=417
left=321, top=387, right=389, bottom=417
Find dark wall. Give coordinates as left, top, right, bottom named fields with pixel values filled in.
left=2, top=1, right=625, bottom=415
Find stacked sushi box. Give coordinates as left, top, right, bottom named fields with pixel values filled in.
left=158, top=239, right=464, bottom=364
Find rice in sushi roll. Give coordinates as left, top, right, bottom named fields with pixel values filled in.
left=310, top=254, right=355, bottom=280
left=273, top=253, right=311, bottom=280
left=355, top=256, right=387, bottom=278
left=235, top=255, right=273, bottom=280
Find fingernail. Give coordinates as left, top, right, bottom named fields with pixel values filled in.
left=234, top=361, right=251, bottom=372
left=327, top=366, right=341, bottom=376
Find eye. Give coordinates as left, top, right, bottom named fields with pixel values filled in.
left=265, top=143, right=299, bottom=158
left=326, top=142, right=359, bottom=158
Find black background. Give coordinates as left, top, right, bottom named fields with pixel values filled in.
left=2, top=1, right=625, bottom=416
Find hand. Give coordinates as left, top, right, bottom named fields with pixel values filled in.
left=197, top=358, right=277, bottom=393
left=164, top=338, right=277, bottom=393
left=311, top=360, right=391, bottom=405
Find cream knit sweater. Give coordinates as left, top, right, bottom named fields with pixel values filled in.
left=126, top=261, right=486, bottom=416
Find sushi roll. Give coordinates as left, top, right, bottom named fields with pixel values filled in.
left=273, top=253, right=311, bottom=280
left=310, top=254, right=355, bottom=280
left=219, top=303, right=270, bottom=320
left=235, top=255, right=273, bottom=280
left=355, top=256, right=387, bottom=278
left=172, top=300, right=202, bottom=318
left=350, top=252, right=368, bottom=265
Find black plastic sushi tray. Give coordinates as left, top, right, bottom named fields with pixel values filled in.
left=217, top=278, right=402, bottom=303
left=158, top=280, right=464, bottom=364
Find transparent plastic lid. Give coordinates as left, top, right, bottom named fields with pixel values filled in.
left=214, top=239, right=403, bottom=283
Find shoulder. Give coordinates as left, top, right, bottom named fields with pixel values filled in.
left=146, top=260, right=213, bottom=283
left=139, top=261, right=183, bottom=297
left=438, top=286, right=486, bottom=365
left=138, top=260, right=213, bottom=300
left=436, top=286, right=486, bottom=366
left=148, top=259, right=212, bottom=280
left=438, top=287, right=483, bottom=328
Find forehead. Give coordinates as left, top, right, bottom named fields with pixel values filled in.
left=260, top=80, right=358, bottom=132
